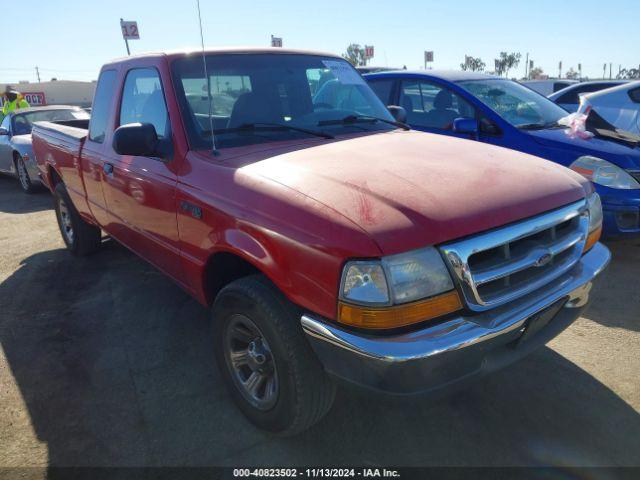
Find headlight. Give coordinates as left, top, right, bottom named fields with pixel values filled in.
left=570, top=156, right=640, bottom=189
left=339, top=247, right=461, bottom=329
left=382, top=248, right=454, bottom=304
left=340, top=261, right=389, bottom=305
left=584, top=192, right=603, bottom=252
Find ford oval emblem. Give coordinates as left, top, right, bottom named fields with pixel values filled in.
left=534, top=252, right=553, bottom=267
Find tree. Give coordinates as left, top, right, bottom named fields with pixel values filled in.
left=565, top=68, right=579, bottom=80
left=617, top=67, right=640, bottom=79
left=494, top=52, right=521, bottom=77
left=460, top=56, right=486, bottom=72
left=529, top=67, right=545, bottom=79
left=342, top=44, right=366, bottom=67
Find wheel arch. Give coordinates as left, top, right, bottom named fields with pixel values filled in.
left=201, top=230, right=295, bottom=308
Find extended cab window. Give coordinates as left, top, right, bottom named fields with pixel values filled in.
left=171, top=54, right=395, bottom=150
left=88, top=70, right=117, bottom=143
left=400, top=80, right=475, bottom=130
left=120, top=68, right=169, bottom=138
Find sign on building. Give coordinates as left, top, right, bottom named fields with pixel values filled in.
left=23, top=92, right=46, bottom=105
left=271, top=36, right=283, bottom=47
left=120, top=20, right=140, bottom=40
left=0, top=92, right=46, bottom=108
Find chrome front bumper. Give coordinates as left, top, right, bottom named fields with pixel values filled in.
left=301, top=243, right=611, bottom=395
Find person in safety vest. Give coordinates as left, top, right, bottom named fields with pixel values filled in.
left=1, top=86, right=30, bottom=122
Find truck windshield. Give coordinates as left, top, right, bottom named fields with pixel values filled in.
left=12, top=109, right=89, bottom=136
left=171, top=53, right=396, bottom=149
left=459, top=79, right=569, bottom=129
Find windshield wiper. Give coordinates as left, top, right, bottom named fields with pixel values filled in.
left=210, top=122, right=334, bottom=139
left=518, top=121, right=562, bottom=130
left=319, top=114, right=410, bottom=131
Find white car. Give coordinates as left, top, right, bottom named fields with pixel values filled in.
left=549, top=80, right=629, bottom=112
left=578, top=81, right=640, bottom=135
left=521, top=79, right=578, bottom=96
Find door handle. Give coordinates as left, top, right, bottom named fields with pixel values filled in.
left=103, top=163, right=114, bottom=176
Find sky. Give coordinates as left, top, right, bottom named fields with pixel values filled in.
left=2, top=0, right=638, bottom=84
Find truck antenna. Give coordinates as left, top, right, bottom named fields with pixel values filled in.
left=196, top=0, right=219, bottom=155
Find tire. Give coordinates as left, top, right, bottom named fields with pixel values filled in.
left=212, top=275, right=335, bottom=436
left=53, top=182, right=102, bottom=256
left=14, top=154, right=34, bottom=194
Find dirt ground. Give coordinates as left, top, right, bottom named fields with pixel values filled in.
left=0, top=175, right=639, bottom=471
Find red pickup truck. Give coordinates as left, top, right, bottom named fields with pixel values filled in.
left=32, top=48, right=610, bottom=435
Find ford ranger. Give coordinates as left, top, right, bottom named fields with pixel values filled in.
left=32, top=48, right=610, bottom=435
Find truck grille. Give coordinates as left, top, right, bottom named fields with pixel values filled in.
left=440, top=200, right=589, bottom=311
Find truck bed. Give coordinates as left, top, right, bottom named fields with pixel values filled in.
left=32, top=121, right=90, bottom=215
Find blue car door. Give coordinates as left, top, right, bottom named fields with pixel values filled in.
left=398, top=78, right=477, bottom=139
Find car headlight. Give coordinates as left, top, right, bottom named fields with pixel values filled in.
left=570, top=156, right=640, bottom=189
left=584, top=192, right=603, bottom=252
left=339, top=247, right=461, bottom=329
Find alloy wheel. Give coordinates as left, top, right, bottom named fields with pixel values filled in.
left=224, top=314, right=279, bottom=411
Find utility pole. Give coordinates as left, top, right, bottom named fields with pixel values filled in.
left=525, top=52, right=529, bottom=79
left=609, top=62, right=612, bottom=80
left=558, top=61, right=562, bottom=79
left=35, top=66, right=41, bottom=83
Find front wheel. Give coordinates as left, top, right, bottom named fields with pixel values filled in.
left=212, top=275, right=335, bottom=436
left=54, top=182, right=102, bottom=256
left=15, top=155, right=34, bottom=193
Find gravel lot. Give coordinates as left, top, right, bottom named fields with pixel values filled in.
left=0, top=175, right=639, bottom=471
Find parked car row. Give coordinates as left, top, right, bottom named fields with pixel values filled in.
left=364, top=70, right=640, bottom=238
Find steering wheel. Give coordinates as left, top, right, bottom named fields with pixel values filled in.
left=313, top=102, right=334, bottom=111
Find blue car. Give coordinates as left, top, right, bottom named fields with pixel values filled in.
left=364, top=70, right=640, bottom=238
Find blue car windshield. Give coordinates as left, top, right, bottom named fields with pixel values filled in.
left=459, top=79, right=569, bottom=129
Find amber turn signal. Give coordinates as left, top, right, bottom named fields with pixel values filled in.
left=584, top=226, right=602, bottom=253
left=338, top=290, right=463, bottom=330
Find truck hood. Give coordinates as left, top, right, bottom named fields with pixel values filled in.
left=241, top=131, right=590, bottom=255
left=527, top=127, right=640, bottom=170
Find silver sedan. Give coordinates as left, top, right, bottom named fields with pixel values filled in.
left=0, top=106, right=90, bottom=193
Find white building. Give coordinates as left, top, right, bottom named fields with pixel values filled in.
left=0, top=80, right=96, bottom=108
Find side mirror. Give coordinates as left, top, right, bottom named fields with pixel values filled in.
left=0, top=127, right=9, bottom=136
left=452, top=117, right=479, bottom=134
left=387, top=105, right=407, bottom=124
left=112, top=123, right=159, bottom=157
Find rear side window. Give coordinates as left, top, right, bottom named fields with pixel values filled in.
left=553, top=82, right=572, bottom=92
left=368, top=79, right=394, bottom=105
left=120, top=68, right=169, bottom=138
left=557, top=83, right=623, bottom=104
left=88, top=70, right=117, bottom=143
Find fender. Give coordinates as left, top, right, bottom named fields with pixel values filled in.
left=196, top=226, right=295, bottom=308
